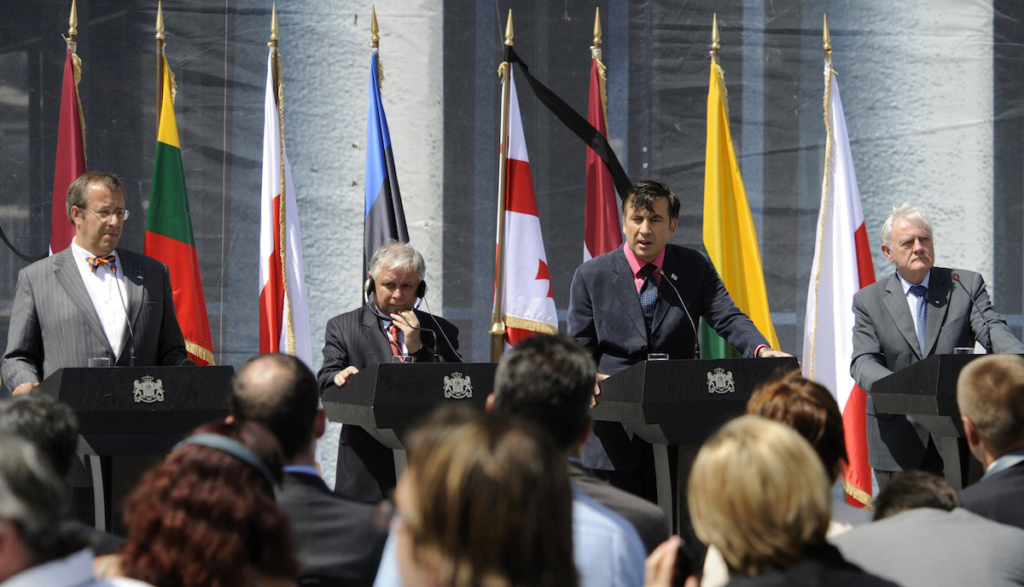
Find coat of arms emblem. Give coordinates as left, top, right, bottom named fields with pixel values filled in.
left=133, top=375, right=165, bottom=403
left=443, top=372, right=473, bottom=400
left=706, top=368, right=735, bottom=394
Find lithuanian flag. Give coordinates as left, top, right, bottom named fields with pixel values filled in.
left=144, top=60, right=214, bottom=365
left=701, top=59, right=779, bottom=358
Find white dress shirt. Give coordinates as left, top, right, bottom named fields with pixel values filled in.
left=70, top=242, right=127, bottom=359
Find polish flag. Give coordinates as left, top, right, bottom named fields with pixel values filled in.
left=802, top=62, right=876, bottom=508
left=497, top=67, right=558, bottom=347
left=259, top=50, right=312, bottom=366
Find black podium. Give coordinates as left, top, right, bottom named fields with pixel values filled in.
left=871, top=354, right=985, bottom=490
left=321, top=362, right=495, bottom=450
left=592, top=357, right=799, bottom=532
left=37, top=366, right=234, bottom=533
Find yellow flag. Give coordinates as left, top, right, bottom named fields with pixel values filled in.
left=702, top=60, right=779, bottom=356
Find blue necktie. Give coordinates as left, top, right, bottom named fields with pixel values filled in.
left=639, top=264, right=658, bottom=329
left=909, top=284, right=928, bottom=354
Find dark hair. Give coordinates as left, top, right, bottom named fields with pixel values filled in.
left=230, top=353, right=320, bottom=460
left=0, top=395, right=79, bottom=477
left=403, top=406, right=578, bottom=587
left=119, top=421, right=298, bottom=587
left=0, top=435, right=84, bottom=564
left=492, top=333, right=596, bottom=451
left=66, top=171, right=124, bottom=222
left=746, top=370, right=847, bottom=483
left=872, top=471, right=960, bottom=521
left=622, top=179, right=681, bottom=222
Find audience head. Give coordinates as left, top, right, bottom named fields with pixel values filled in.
left=490, top=333, right=596, bottom=452
left=396, top=405, right=578, bottom=587
left=0, top=435, right=83, bottom=582
left=0, top=394, right=79, bottom=477
left=871, top=471, right=960, bottom=521
left=118, top=420, right=298, bottom=587
left=957, top=354, right=1024, bottom=465
left=229, top=353, right=322, bottom=462
left=746, top=370, right=847, bottom=483
left=689, top=416, right=831, bottom=577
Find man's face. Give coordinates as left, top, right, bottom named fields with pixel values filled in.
left=622, top=196, right=678, bottom=263
left=882, top=217, right=934, bottom=284
left=71, top=182, right=125, bottom=257
left=373, top=266, right=421, bottom=315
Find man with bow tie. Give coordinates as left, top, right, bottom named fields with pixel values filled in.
left=1, top=172, right=187, bottom=396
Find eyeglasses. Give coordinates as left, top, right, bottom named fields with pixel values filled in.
left=82, top=207, right=129, bottom=222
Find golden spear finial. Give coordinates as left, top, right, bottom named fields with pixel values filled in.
left=710, top=13, right=720, bottom=61
left=269, top=3, right=279, bottom=46
left=593, top=7, right=602, bottom=48
left=505, top=10, right=514, bottom=47
left=68, top=0, right=79, bottom=42
left=156, top=1, right=165, bottom=41
left=371, top=5, right=379, bottom=49
left=823, top=14, right=832, bottom=60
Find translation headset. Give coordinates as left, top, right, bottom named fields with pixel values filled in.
left=363, top=275, right=427, bottom=304
left=173, top=434, right=280, bottom=498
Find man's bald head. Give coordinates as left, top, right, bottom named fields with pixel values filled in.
left=229, top=353, right=320, bottom=461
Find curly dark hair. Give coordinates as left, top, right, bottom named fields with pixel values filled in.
left=118, top=420, right=299, bottom=587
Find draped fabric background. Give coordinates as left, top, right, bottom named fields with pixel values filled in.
left=1, top=0, right=1021, bottom=369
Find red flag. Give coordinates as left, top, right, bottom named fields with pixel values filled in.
left=50, top=47, right=86, bottom=254
left=584, top=56, right=621, bottom=261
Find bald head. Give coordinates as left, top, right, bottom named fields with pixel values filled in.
left=957, top=354, right=1024, bottom=459
left=229, top=353, right=320, bottom=461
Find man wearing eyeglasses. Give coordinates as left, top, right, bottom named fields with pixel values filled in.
left=1, top=172, right=187, bottom=396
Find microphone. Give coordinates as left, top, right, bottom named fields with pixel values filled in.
left=366, top=301, right=452, bottom=361
left=113, top=261, right=136, bottom=367
left=952, top=273, right=993, bottom=352
left=419, top=297, right=464, bottom=363
left=656, top=268, right=700, bottom=359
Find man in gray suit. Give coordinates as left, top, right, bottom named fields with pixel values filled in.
left=1, top=172, right=187, bottom=396
left=851, top=202, right=1024, bottom=484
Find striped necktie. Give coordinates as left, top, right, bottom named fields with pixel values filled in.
left=909, top=284, right=928, bottom=354
left=639, top=264, right=658, bottom=328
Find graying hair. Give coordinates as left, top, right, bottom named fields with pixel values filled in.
left=66, top=171, right=124, bottom=223
left=0, top=435, right=79, bottom=561
left=881, top=202, right=933, bottom=248
left=369, top=241, right=426, bottom=282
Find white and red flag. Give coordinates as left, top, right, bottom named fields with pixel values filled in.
left=259, top=50, right=311, bottom=366
left=802, top=62, right=875, bottom=508
left=496, top=67, right=558, bottom=348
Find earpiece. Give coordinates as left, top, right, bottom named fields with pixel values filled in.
left=364, top=275, right=427, bottom=302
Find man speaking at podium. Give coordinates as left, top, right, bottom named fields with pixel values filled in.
left=317, top=241, right=459, bottom=503
left=567, top=180, right=786, bottom=497
left=1, top=172, right=187, bottom=397
left=852, top=202, right=1024, bottom=486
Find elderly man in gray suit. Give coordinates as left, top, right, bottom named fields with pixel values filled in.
left=1, top=172, right=187, bottom=396
left=851, top=202, right=1024, bottom=487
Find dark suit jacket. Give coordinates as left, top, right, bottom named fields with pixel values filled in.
left=1, top=248, right=187, bottom=393
left=960, top=460, right=1024, bottom=532
left=568, top=245, right=768, bottom=470
left=316, top=305, right=459, bottom=502
left=280, top=471, right=388, bottom=587
left=851, top=268, right=1024, bottom=471
left=569, top=461, right=667, bottom=554
left=726, top=543, right=898, bottom=587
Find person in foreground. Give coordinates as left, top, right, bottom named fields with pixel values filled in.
left=851, top=202, right=1024, bottom=484
left=229, top=353, right=388, bottom=587
left=0, top=434, right=123, bottom=586
left=1, top=171, right=187, bottom=396
left=487, top=333, right=667, bottom=553
left=317, top=241, right=460, bottom=502
left=688, top=416, right=896, bottom=587
left=568, top=179, right=787, bottom=497
left=108, top=421, right=299, bottom=587
left=831, top=471, right=1024, bottom=587
left=392, top=406, right=578, bottom=587
left=956, top=353, right=1024, bottom=530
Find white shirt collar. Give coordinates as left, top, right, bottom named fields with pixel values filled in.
left=896, top=270, right=930, bottom=295
left=70, top=241, right=119, bottom=271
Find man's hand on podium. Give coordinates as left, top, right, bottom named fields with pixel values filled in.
left=333, top=366, right=360, bottom=387
left=592, top=373, right=609, bottom=408
left=759, top=348, right=793, bottom=359
left=12, top=382, right=39, bottom=396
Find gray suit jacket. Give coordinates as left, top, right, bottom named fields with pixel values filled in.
left=832, top=507, right=1024, bottom=587
left=851, top=267, right=1024, bottom=471
left=1, top=248, right=187, bottom=393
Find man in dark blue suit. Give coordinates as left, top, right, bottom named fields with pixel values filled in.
left=568, top=180, right=786, bottom=496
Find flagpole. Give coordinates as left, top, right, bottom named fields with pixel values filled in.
left=710, top=13, right=720, bottom=63
left=155, top=2, right=164, bottom=126
left=268, top=4, right=295, bottom=356
left=489, top=10, right=514, bottom=362
left=591, top=7, right=601, bottom=61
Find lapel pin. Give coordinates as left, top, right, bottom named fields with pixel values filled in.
left=671, top=273, right=678, bottom=280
